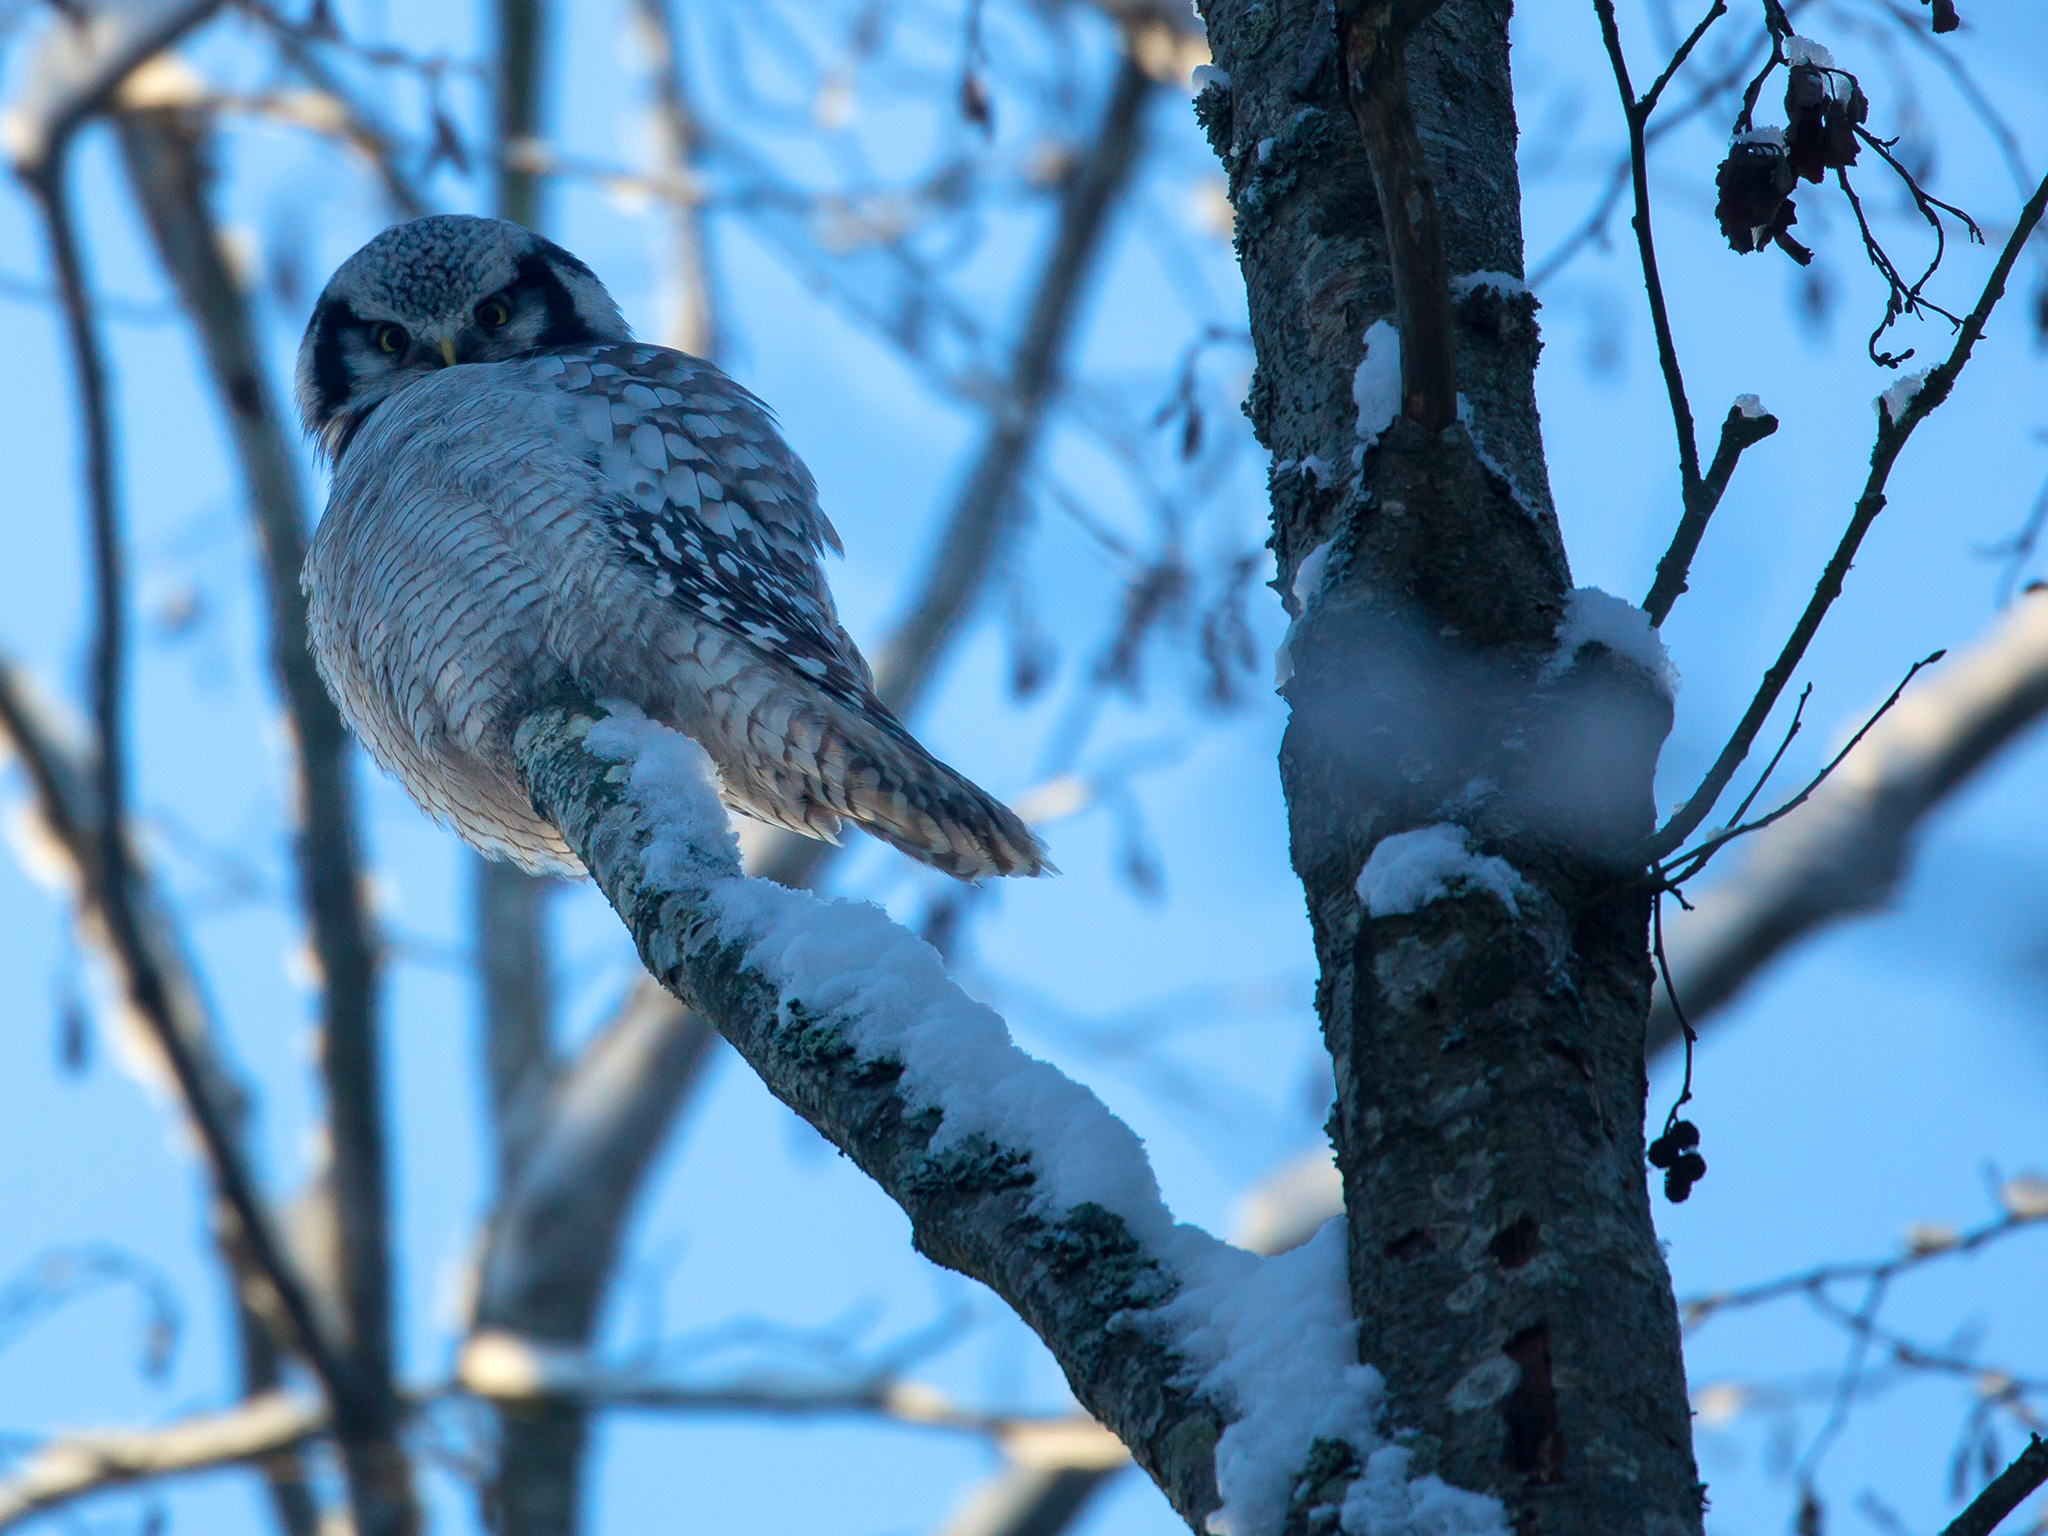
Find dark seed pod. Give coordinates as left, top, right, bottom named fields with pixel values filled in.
left=1930, top=0, right=1960, bottom=33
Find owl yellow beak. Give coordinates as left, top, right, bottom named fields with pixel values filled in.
left=438, top=337, right=458, bottom=367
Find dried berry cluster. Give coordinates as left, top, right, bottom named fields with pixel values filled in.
left=1647, top=1118, right=1708, bottom=1203
left=1923, top=0, right=1960, bottom=33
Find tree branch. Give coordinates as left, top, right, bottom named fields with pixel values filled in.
left=1939, top=1435, right=2048, bottom=1536
left=0, top=1393, right=324, bottom=1530
left=1594, top=0, right=1724, bottom=625
left=0, top=659, right=318, bottom=1536
left=108, top=104, right=415, bottom=1536
left=242, top=2, right=430, bottom=218
left=1644, top=165, right=2048, bottom=860
left=1649, top=589, right=2048, bottom=1053
left=13, top=135, right=363, bottom=1449
left=508, top=702, right=1443, bottom=1533
left=5, top=0, right=223, bottom=180
left=927, top=1421, right=1130, bottom=1536
left=469, top=977, right=719, bottom=1531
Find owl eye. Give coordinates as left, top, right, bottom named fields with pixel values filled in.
left=374, top=323, right=410, bottom=355
left=475, top=295, right=513, bottom=330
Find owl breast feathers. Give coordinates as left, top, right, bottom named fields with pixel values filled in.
left=303, top=337, right=1048, bottom=880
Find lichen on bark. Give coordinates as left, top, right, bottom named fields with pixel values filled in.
left=1197, top=0, right=1704, bottom=1528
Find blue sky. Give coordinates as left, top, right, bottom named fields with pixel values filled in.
left=0, top=1, right=2043, bottom=1532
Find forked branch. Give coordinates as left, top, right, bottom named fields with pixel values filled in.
left=1643, top=165, right=2048, bottom=861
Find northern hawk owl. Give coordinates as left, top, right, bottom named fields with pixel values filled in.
left=298, top=214, right=1047, bottom=879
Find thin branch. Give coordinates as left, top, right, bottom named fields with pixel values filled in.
left=109, top=104, right=415, bottom=1536
left=241, top=1, right=430, bottom=217
left=1650, top=590, right=2048, bottom=1050
left=1939, top=1436, right=2048, bottom=1536
left=1643, top=401, right=1780, bottom=623
left=0, top=661, right=318, bottom=1536
left=1658, top=648, right=1944, bottom=887
left=1643, top=165, right=2048, bottom=861
left=1717, top=682, right=1808, bottom=832
left=1594, top=0, right=1703, bottom=536
left=1682, top=1206, right=2048, bottom=1330
left=753, top=50, right=1156, bottom=889
left=1639, top=0, right=1727, bottom=117
left=1528, top=3, right=1803, bottom=289
left=15, top=151, right=362, bottom=1437
left=0, top=1393, right=323, bottom=1530
left=0, top=1363, right=1123, bottom=1534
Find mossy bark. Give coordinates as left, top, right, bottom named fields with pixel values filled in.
left=1199, top=0, right=1703, bottom=1529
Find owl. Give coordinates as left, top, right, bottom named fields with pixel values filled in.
left=297, top=214, right=1047, bottom=881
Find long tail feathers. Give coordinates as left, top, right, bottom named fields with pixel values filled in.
left=719, top=694, right=1053, bottom=881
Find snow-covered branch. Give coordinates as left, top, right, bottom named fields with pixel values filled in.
left=0, top=1345, right=1129, bottom=1533
left=0, top=1392, right=321, bottom=1530
left=1653, top=588, right=2048, bottom=1051
left=512, top=698, right=1508, bottom=1535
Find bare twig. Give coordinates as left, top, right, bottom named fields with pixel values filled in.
left=1940, top=1436, right=2048, bottom=1536
left=1682, top=1206, right=2048, bottom=1330
left=0, top=1393, right=324, bottom=1530
left=1643, top=165, right=2048, bottom=861
left=1643, top=401, right=1781, bottom=624
left=1659, top=647, right=1945, bottom=887
left=1596, top=0, right=1782, bottom=628
left=1650, top=590, right=2048, bottom=1050
left=1594, top=0, right=1704, bottom=506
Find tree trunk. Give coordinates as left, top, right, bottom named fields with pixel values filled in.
left=1197, top=0, right=1704, bottom=1529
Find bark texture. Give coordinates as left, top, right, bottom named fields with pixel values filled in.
left=1197, top=1, right=1703, bottom=1529
left=512, top=703, right=1232, bottom=1529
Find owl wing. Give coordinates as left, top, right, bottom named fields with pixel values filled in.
left=536, top=344, right=880, bottom=706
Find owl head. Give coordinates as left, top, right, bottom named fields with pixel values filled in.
left=297, top=214, right=631, bottom=461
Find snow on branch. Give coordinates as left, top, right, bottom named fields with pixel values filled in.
left=1542, top=587, right=1678, bottom=697
left=1355, top=825, right=1525, bottom=920
left=512, top=699, right=1509, bottom=1536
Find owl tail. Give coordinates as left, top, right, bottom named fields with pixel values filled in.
left=713, top=685, right=1053, bottom=881
left=816, top=703, right=1053, bottom=879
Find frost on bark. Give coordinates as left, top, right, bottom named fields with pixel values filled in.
left=1197, top=0, right=1703, bottom=1530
